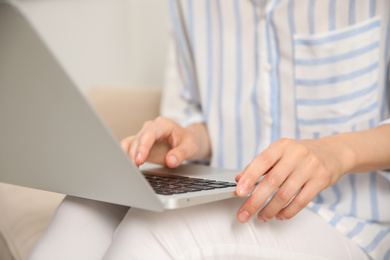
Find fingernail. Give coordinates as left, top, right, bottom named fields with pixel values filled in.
left=238, top=210, right=250, bottom=222
left=257, top=214, right=267, bottom=223
left=237, top=184, right=248, bottom=196
left=275, top=214, right=285, bottom=221
left=135, top=153, right=142, bottom=163
left=169, top=155, right=178, bottom=166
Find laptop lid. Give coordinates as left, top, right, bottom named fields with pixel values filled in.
left=0, top=0, right=167, bottom=211
left=0, top=0, right=239, bottom=211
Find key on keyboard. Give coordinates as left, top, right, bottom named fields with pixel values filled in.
left=143, top=173, right=237, bottom=195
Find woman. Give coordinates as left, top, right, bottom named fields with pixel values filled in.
left=29, top=1, right=390, bottom=259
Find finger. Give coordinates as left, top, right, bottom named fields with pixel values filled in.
left=235, top=171, right=244, bottom=182
left=164, top=148, right=182, bottom=168
left=129, top=136, right=141, bottom=165
left=277, top=177, right=327, bottom=220
left=257, top=168, right=307, bottom=221
left=236, top=159, right=295, bottom=223
left=164, top=136, right=197, bottom=168
left=252, top=143, right=317, bottom=222
left=135, top=118, right=174, bottom=164
left=120, top=136, right=135, bottom=154
left=140, top=120, right=153, bottom=131
left=236, top=147, right=283, bottom=197
left=121, top=120, right=152, bottom=162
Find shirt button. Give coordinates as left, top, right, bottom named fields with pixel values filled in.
left=266, top=118, right=273, bottom=125
left=264, top=63, right=272, bottom=72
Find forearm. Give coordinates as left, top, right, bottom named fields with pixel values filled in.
left=323, top=124, right=390, bottom=174
left=186, top=123, right=211, bottom=161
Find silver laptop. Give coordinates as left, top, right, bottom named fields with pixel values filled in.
left=0, top=0, right=240, bottom=212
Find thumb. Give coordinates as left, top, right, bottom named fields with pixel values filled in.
left=164, top=145, right=189, bottom=168
left=165, top=139, right=197, bottom=168
left=165, top=153, right=180, bottom=168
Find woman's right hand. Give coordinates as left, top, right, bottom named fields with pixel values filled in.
left=120, top=117, right=211, bottom=168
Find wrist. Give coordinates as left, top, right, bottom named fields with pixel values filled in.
left=321, top=134, right=358, bottom=175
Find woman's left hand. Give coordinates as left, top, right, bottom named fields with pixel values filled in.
left=235, top=137, right=349, bottom=223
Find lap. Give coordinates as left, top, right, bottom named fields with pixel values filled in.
left=28, top=196, right=129, bottom=260
left=28, top=196, right=369, bottom=260
left=103, top=197, right=368, bottom=260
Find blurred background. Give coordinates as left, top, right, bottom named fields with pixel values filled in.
left=16, top=0, right=170, bottom=92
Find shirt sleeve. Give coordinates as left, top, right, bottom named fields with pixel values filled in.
left=160, top=31, right=204, bottom=127
left=379, top=118, right=390, bottom=125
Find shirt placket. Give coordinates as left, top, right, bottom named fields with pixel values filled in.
left=256, top=3, right=278, bottom=148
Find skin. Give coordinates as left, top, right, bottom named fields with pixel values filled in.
left=121, top=116, right=390, bottom=223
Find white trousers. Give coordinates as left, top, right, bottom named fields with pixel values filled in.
left=28, top=196, right=369, bottom=260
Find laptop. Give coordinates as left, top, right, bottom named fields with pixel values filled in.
left=0, top=0, right=241, bottom=212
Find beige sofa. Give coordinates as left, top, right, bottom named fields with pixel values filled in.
left=0, top=87, right=162, bottom=260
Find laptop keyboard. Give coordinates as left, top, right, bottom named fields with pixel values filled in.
left=143, top=173, right=237, bottom=195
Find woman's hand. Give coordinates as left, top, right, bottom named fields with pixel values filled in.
left=235, top=137, right=353, bottom=223
left=120, top=117, right=211, bottom=168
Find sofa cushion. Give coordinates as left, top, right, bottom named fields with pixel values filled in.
left=0, top=183, right=64, bottom=260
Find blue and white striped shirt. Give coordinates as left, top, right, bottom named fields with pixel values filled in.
left=161, top=0, right=390, bottom=259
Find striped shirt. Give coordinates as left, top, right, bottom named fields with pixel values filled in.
left=161, top=0, right=390, bottom=259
